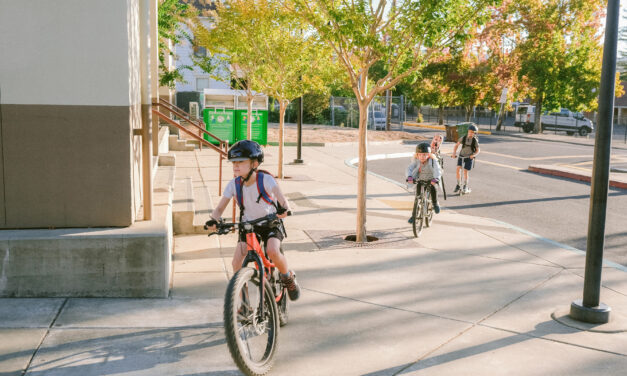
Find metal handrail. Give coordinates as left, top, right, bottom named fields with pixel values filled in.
left=153, top=108, right=228, bottom=195
left=154, top=98, right=225, bottom=146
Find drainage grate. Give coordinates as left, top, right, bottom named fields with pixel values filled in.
left=304, top=228, right=418, bottom=250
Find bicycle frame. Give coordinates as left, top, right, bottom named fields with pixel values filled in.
left=239, top=226, right=286, bottom=321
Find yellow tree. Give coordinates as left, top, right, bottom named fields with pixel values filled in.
left=285, top=0, right=497, bottom=242
left=194, top=1, right=268, bottom=140
left=250, top=2, right=335, bottom=178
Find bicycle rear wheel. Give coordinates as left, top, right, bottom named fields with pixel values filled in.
left=277, top=289, right=289, bottom=327
left=224, top=267, right=279, bottom=376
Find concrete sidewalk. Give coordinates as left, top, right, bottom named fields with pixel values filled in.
left=1, top=143, right=626, bottom=375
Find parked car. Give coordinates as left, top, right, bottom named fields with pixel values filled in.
left=514, top=105, right=593, bottom=136
left=369, top=111, right=387, bottom=130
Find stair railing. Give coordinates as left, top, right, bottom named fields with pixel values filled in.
left=152, top=108, right=228, bottom=195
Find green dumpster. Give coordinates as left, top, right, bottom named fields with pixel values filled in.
left=203, top=109, right=235, bottom=145
left=235, top=110, right=268, bottom=145
left=455, top=122, right=475, bottom=139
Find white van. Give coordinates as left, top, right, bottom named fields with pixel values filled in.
left=514, top=105, right=593, bottom=136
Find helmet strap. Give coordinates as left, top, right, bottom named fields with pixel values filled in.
left=242, top=163, right=257, bottom=183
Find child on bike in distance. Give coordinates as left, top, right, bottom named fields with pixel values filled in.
left=406, top=142, right=442, bottom=223
left=451, top=124, right=480, bottom=194
left=204, top=140, right=301, bottom=301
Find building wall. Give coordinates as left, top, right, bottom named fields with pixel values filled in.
left=175, top=20, right=229, bottom=94
left=0, top=0, right=144, bottom=228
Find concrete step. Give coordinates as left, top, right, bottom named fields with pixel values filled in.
left=192, top=184, right=213, bottom=233
left=169, top=135, right=195, bottom=151
left=172, top=177, right=194, bottom=234
left=171, top=171, right=214, bottom=235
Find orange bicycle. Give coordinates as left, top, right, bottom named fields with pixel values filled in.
left=209, top=213, right=290, bottom=376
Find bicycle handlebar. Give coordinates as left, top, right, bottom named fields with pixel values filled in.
left=207, top=211, right=292, bottom=237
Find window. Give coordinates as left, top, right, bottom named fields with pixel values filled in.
left=196, top=78, right=210, bottom=91
left=193, top=45, right=207, bottom=58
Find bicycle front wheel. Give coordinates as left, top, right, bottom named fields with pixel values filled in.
left=224, top=267, right=279, bottom=376
left=413, top=186, right=425, bottom=237
left=424, top=189, right=434, bottom=227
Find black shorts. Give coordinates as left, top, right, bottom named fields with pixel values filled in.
left=238, top=224, right=284, bottom=247
left=457, top=157, right=474, bottom=170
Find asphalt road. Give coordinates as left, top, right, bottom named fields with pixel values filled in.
left=368, top=130, right=627, bottom=268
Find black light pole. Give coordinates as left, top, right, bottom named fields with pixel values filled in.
left=569, top=0, right=618, bottom=324
left=293, top=96, right=304, bottom=164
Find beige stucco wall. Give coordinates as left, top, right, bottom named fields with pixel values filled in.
left=0, top=0, right=148, bottom=228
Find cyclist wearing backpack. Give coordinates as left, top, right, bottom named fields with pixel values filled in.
left=406, top=142, right=442, bottom=223
left=204, top=140, right=301, bottom=301
left=451, top=124, right=480, bottom=194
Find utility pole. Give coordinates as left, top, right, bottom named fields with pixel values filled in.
left=569, top=0, right=618, bottom=324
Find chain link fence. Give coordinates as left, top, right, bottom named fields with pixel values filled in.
left=268, top=95, right=407, bottom=130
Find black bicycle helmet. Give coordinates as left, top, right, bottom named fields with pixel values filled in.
left=468, top=124, right=478, bottom=132
left=227, top=140, right=264, bottom=163
left=416, top=142, right=431, bottom=154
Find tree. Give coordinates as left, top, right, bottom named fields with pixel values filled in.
left=285, top=0, right=496, bottom=242
left=195, top=1, right=269, bottom=140
left=511, top=0, right=605, bottom=133
left=158, top=0, right=195, bottom=88
left=196, top=1, right=334, bottom=178
left=241, top=1, right=332, bottom=178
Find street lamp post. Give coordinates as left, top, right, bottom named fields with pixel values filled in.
left=293, top=95, right=304, bottom=164
left=568, top=0, right=618, bottom=324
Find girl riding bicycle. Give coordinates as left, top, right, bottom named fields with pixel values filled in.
left=406, top=142, right=442, bottom=223
left=204, top=140, right=301, bottom=301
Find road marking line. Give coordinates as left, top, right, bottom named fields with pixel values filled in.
left=479, top=160, right=525, bottom=170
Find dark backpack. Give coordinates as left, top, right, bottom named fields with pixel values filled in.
left=234, top=170, right=275, bottom=213
left=461, top=135, right=479, bottom=154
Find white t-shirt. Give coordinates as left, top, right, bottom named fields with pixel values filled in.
left=223, top=173, right=279, bottom=221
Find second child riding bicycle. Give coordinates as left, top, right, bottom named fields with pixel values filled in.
left=406, top=142, right=442, bottom=224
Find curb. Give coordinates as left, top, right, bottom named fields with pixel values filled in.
left=267, top=140, right=408, bottom=147
left=403, top=121, right=492, bottom=135
left=528, top=165, right=627, bottom=190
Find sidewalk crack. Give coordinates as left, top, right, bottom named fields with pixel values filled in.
left=21, top=298, right=69, bottom=375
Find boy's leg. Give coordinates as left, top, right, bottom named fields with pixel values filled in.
left=266, top=237, right=301, bottom=301
left=266, top=237, right=288, bottom=274
left=232, top=241, right=248, bottom=273
left=454, top=162, right=462, bottom=192
left=429, top=184, right=440, bottom=213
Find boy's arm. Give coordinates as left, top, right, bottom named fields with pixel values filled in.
left=210, top=196, right=231, bottom=221
left=432, top=158, right=442, bottom=180
left=451, top=141, right=460, bottom=158
left=272, top=184, right=292, bottom=214
left=204, top=195, right=231, bottom=231
left=472, top=143, right=480, bottom=158
left=406, top=160, right=417, bottom=178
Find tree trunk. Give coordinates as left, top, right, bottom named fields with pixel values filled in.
left=438, top=105, right=444, bottom=125
left=465, top=105, right=472, bottom=122
left=355, top=74, right=369, bottom=243
left=534, top=91, right=543, bottom=134
left=277, top=101, right=287, bottom=179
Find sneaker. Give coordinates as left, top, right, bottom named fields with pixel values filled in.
left=434, top=204, right=440, bottom=214
left=408, top=217, right=414, bottom=224
left=281, top=271, right=301, bottom=301
left=453, top=184, right=460, bottom=193
left=462, top=186, right=471, bottom=194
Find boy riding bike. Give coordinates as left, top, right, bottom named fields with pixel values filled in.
left=204, top=140, right=301, bottom=301
left=406, top=142, right=442, bottom=223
